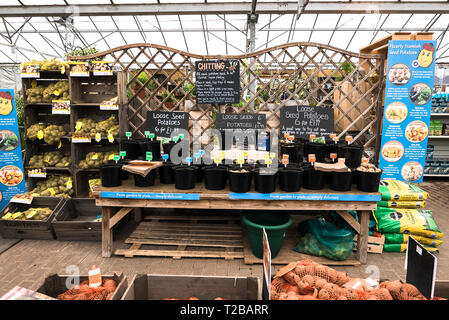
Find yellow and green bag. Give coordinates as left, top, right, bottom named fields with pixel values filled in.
left=379, top=180, right=429, bottom=201
left=377, top=200, right=426, bottom=209
left=373, top=208, right=443, bottom=239
left=383, top=233, right=443, bottom=247
left=383, top=243, right=439, bottom=253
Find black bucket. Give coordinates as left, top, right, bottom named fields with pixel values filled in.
left=280, top=142, right=303, bottom=164
left=133, top=170, right=156, bottom=187
left=121, top=139, right=140, bottom=160
left=338, top=143, right=364, bottom=169
left=228, top=168, right=252, bottom=193
left=254, top=168, right=277, bottom=193
left=356, top=169, right=382, bottom=192
left=159, top=161, right=175, bottom=184
left=173, top=165, right=196, bottom=190
left=304, top=142, right=326, bottom=162
left=100, top=163, right=122, bottom=187
left=302, top=163, right=324, bottom=190
left=279, top=166, right=303, bottom=192
left=137, top=139, right=162, bottom=161
left=203, top=165, right=228, bottom=190
left=329, top=170, right=353, bottom=191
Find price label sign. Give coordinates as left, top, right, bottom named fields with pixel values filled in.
left=308, top=154, right=316, bottom=163
left=162, top=154, right=169, bottom=161
left=125, top=132, right=132, bottom=139
left=146, top=152, right=153, bottom=161
left=173, top=137, right=179, bottom=143
left=120, top=151, right=126, bottom=158
left=362, top=157, right=369, bottom=164
left=95, top=133, right=102, bottom=142
left=144, top=131, right=150, bottom=137
left=330, top=153, right=337, bottom=160
left=329, top=133, right=337, bottom=140
left=309, top=134, right=316, bottom=142
left=107, top=133, right=114, bottom=143
left=149, top=133, right=155, bottom=140
left=186, top=157, right=193, bottom=164
left=113, top=155, right=120, bottom=161
left=345, top=135, right=353, bottom=143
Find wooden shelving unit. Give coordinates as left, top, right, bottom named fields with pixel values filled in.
left=22, top=69, right=126, bottom=198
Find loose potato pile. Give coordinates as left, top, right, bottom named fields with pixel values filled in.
left=356, top=162, right=382, bottom=173
left=26, top=80, right=69, bottom=104
left=79, top=151, right=118, bottom=169
left=74, top=115, right=119, bottom=138
left=28, top=175, right=73, bottom=198
left=28, top=151, right=72, bottom=168
left=28, top=59, right=69, bottom=72
left=26, top=124, right=46, bottom=141
left=1, top=207, right=52, bottom=221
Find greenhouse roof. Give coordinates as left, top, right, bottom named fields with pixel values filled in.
left=0, top=1, right=449, bottom=64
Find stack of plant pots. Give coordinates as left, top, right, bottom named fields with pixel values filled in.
left=301, top=162, right=324, bottom=190
left=278, top=163, right=303, bottom=192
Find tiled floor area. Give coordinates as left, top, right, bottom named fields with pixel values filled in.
left=0, top=180, right=447, bottom=297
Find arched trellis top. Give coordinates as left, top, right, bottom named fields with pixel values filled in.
left=68, top=42, right=385, bottom=161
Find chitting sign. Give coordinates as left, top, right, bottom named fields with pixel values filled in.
left=146, top=111, right=189, bottom=138
left=215, top=113, right=266, bottom=130
left=195, top=60, right=240, bottom=104
left=280, top=105, right=334, bottom=138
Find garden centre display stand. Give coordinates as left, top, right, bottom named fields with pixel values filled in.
left=93, top=179, right=380, bottom=264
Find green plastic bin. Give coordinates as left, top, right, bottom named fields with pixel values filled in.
left=242, top=212, right=292, bottom=259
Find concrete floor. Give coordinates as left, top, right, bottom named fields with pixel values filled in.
left=0, top=180, right=447, bottom=297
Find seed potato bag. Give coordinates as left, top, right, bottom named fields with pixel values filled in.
left=383, top=233, right=443, bottom=246
left=383, top=243, right=439, bottom=253
left=373, top=208, right=443, bottom=239
left=379, top=180, right=429, bottom=201
left=377, top=200, right=426, bottom=209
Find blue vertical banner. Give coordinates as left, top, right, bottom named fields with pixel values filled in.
left=0, top=89, right=26, bottom=211
left=379, top=40, right=437, bottom=183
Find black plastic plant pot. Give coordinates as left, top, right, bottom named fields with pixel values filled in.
left=325, top=142, right=339, bottom=160
left=203, top=165, right=228, bottom=190
left=254, top=168, right=277, bottom=193
left=159, top=161, right=175, bottom=184
left=302, top=163, right=324, bottom=190
left=329, top=170, right=353, bottom=191
left=192, top=164, right=204, bottom=183
left=133, top=170, right=156, bottom=188
left=100, top=163, right=122, bottom=187
left=356, top=170, right=383, bottom=193
left=163, top=141, right=181, bottom=161
left=173, top=165, right=196, bottom=190
left=148, top=140, right=162, bottom=161
left=280, top=143, right=302, bottom=163
left=228, top=168, right=252, bottom=193
left=119, top=160, right=129, bottom=180
left=121, top=139, right=140, bottom=160
left=304, top=142, right=326, bottom=163
left=338, top=143, right=364, bottom=168
left=279, top=167, right=303, bottom=192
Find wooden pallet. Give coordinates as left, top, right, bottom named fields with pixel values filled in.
left=353, top=235, right=385, bottom=254
left=114, top=215, right=245, bottom=259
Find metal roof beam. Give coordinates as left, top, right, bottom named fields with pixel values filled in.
left=2, top=2, right=449, bottom=17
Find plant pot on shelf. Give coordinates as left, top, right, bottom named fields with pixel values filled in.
left=192, top=164, right=204, bottom=183
left=137, top=138, right=162, bottom=161
left=133, top=170, right=156, bottom=188
left=304, top=142, right=326, bottom=163
left=173, top=165, right=196, bottom=190
left=356, top=169, right=382, bottom=192
left=203, top=165, right=228, bottom=190
left=228, top=167, right=252, bottom=193
left=100, top=163, right=122, bottom=187
left=329, top=170, right=353, bottom=191
left=254, top=168, right=277, bottom=193
left=301, top=163, right=324, bottom=190
left=280, top=142, right=303, bottom=164
left=279, top=166, right=304, bottom=192
left=159, top=161, right=175, bottom=184
left=121, top=139, right=140, bottom=160
left=338, top=143, right=364, bottom=169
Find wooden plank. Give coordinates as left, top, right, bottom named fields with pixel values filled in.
left=125, top=234, right=243, bottom=243
left=139, top=221, right=242, bottom=229
left=102, top=206, right=113, bottom=258
left=356, top=210, right=370, bottom=264
left=124, top=243, right=142, bottom=258
left=114, top=248, right=244, bottom=259
left=144, top=215, right=241, bottom=222
left=125, top=238, right=243, bottom=248
left=130, top=230, right=243, bottom=239
left=109, top=207, right=133, bottom=228
left=135, top=224, right=242, bottom=234
left=336, top=210, right=361, bottom=234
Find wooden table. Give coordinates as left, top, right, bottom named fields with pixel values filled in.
left=93, top=179, right=380, bottom=264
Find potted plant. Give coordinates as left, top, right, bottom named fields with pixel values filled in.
left=161, top=92, right=175, bottom=109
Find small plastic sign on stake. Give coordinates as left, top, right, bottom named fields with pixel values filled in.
left=162, top=154, right=169, bottom=162
left=173, top=137, right=179, bottom=143
left=178, top=134, right=184, bottom=140
left=149, top=133, right=155, bottom=141
left=146, top=152, right=153, bottom=161
left=329, top=133, right=337, bottom=140
left=333, top=136, right=339, bottom=144
left=265, top=158, right=272, bottom=168
left=362, top=157, right=369, bottom=164
left=119, top=151, right=126, bottom=159
left=125, top=132, right=132, bottom=140
left=88, top=266, right=102, bottom=288
left=309, top=134, right=316, bottom=142
left=113, top=155, right=120, bottom=164
left=330, top=153, right=337, bottom=162
left=287, top=135, right=294, bottom=143
left=345, top=135, right=353, bottom=144
left=308, top=154, right=316, bottom=166
left=283, top=132, right=289, bottom=140
left=193, top=152, right=200, bottom=163
left=144, top=131, right=150, bottom=137
left=282, top=154, right=289, bottom=167
left=95, top=132, right=102, bottom=142
left=186, top=157, right=192, bottom=166
left=199, top=149, right=205, bottom=157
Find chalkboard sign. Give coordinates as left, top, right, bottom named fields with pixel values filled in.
left=146, top=111, right=189, bottom=138
left=195, top=60, right=240, bottom=104
left=215, top=113, right=266, bottom=130
left=280, top=105, right=334, bottom=138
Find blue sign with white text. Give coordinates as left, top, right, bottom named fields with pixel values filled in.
left=0, top=89, right=26, bottom=211
left=379, top=40, right=437, bottom=183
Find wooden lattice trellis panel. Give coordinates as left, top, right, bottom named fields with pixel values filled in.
left=68, top=42, right=384, bottom=161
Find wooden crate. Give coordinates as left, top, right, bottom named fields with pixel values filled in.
left=353, top=235, right=385, bottom=254
left=114, top=214, right=245, bottom=259
left=70, top=74, right=118, bottom=104
left=52, top=198, right=102, bottom=241
left=0, top=197, right=65, bottom=240
left=36, top=272, right=127, bottom=300
left=121, top=274, right=260, bottom=300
